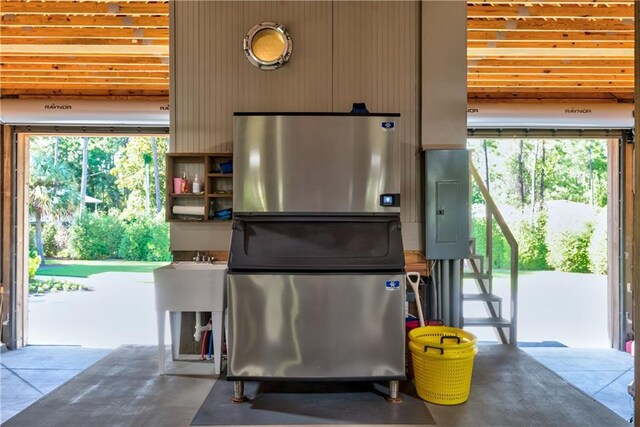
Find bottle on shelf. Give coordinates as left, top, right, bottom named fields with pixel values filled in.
left=209, top=200, right=215, bottom=219
left=181, top=171, right=189, bottom=193
left=193, top=174, right=201, bottom=193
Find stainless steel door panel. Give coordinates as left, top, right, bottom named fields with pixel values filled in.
left=233, top=115, right=400, bottom=214
left=227, top=273, right=406, bottom=379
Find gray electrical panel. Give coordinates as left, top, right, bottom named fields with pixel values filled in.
left=425, top=149, right=470, bottom=260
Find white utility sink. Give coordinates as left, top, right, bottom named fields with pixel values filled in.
left=153, top=261, right=227, bottom=375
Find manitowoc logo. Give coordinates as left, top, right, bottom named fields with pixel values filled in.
left=160, top=104, right=170, bottom=111
left=565, top=108, right=592, bottom=114
left=44, top=104, right=72, bottom=110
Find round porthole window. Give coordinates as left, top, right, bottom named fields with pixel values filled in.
left=243, top=22, right=292, bottom=70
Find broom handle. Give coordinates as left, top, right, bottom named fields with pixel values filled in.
left=406, top=272, right=424, bottom=327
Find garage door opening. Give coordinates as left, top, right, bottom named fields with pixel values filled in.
left=24, top=133, right=170, bottom=348
left=466, top=135, right=633, bottom=420
left=467, top=137, right=612, bottom=347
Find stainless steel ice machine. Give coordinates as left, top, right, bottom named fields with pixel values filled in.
left=227, top=113, right=406, bottom=401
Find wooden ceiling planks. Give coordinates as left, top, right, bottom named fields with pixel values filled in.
left=0, top=0, right=170, bottom=98
left=0, top=1, right=635, bottom=101
left=467, top=0, right=635, bottom=102
left=0, top=1, right=169, bottom=15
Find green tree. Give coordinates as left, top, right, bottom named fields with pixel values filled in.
left=540, top=140, right=607, bottom=207
left=29, top=155, right=80, bottom=266
left=29, top=135, right=130, bottom=213
left=112, top=137, right=168, bottom=218
left=84, top=137, right=126, bottom=212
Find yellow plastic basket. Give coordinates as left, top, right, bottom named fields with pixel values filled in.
left=408, top=326, right=478, bottom=405
left=409, top=325, right=477, bottom=352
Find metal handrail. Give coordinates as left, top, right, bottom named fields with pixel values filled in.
left=470, top=161, right=519, bottom=345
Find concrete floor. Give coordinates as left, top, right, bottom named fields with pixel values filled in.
left=522, top=347, right=634, bottom=421
left=2, top=344, right=628, bottom=427
left=0, top=346, right=110, bottom=423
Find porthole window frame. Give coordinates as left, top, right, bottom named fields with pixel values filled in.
left=243, top=22, right=292, bottom=70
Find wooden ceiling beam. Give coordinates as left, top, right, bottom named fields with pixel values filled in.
left=1, top=37, right=168, bottom=46
left=469, top=74, right=633, bottom=82
left=468, top=1, right=634, bottom=5
left=467, top=91, right=634, bottom=103
left=468, top=4, right=633, bottom=19
left=0, top=55, right=169, bottom=65
left=469, top=67, right=633, bottom=75
left=0, top=15, right=168, bottom=28
left=2, top=70, right=169, bottom=78
left=0, top=88, right=169, bottom=97
left=0, top=63, right=168, bottom=72
left=468, top=41, right=632, bottom=49
left=468, top=19, right=634, bottom=32
left=468, top=58, right=634, bottom=67
left=468, top=30, right=634, bottom=42
left=1, top=44, right=168, bottom=55
left=0, top=80, right=169, bottom=89
left=0, top=27, right=169, bottom=39
left=468, top=81, right=633, bottom=88
left=468, top=47, right=633, bottom=57
left=0, top=1, right=169, bottom=16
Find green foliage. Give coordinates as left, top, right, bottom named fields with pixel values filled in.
left=30, top=136, right=128, bottom=213
left=118, top=217, right=171, bottom=261
left=42, top=222, right=58, bottom=257
left=29, top=154, right=79, bottom=218
left=589, top=211, right=608, bottom=275
left=29, top=135, right=168, bottom=216
left=29, top=153, right=80, bottom=262
left=28, top=136, right=171, bottom=263
left=467, top=138, right=609, bottom=210
left=29, top=278, right=89, bottom=294
left=472, top=215, right=511, bottom=269
left=55, top=224, right=71, bottom=258
left=516, top=213, right=550, bottom=271
left=69, top=212, right=124, bottom=259
left=28, top=254, right=41, bottom=280
left=547, top=223, right=594, bottom=273
left=112, top=137, right=167, bottom=218
left=29, top=225, right=36, bottom=257
left=35, top=259, right=165, bottom=278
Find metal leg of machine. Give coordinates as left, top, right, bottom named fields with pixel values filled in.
left=386, top=380, right=402, bottom=403
left=231, top=380, right=248, bottom=403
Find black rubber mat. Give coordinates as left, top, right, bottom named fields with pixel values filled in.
left=191, top=375, right=435, bottom=425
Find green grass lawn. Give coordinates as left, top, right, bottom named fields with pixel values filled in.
left=36, top=259, right=168, bottom=278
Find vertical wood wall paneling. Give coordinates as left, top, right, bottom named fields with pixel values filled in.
left=1, top=125, right=13, bottom=346
left=422, top=1, right=467, bottom=150
left=624, top=141, right=634, bottom=345
left=607, top=139, right=620, bottom=349
left=633, top=1, right=639, bottom=417
left=171, top=0, right=333, bottom=154
left=169, top=1, right=176, bottom=152
left=332, top=1, right=421, bottom=249
left=171, top=1, right=422, bottom=250
left=16, top=135, right=28, bottom=346
left=171, top=1, right=333, bottom=250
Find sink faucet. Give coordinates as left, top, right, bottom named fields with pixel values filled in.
left=193, top=252, right=201, bottom=262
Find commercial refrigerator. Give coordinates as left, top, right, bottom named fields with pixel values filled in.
left=227, top=113, right=406, bottom=402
